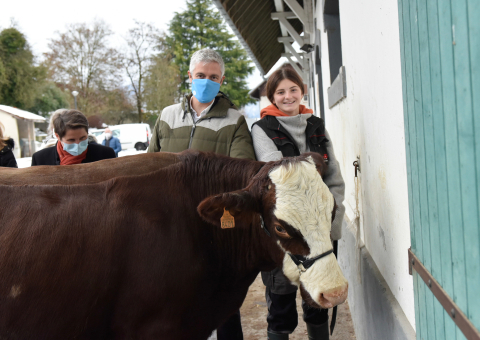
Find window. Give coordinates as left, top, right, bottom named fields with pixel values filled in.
left=314, top=22, right=326, bottom=120
left=323, top=0, right=346, bottom=108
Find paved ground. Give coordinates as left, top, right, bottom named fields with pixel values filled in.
left=238, top=274, right=356, bottom=340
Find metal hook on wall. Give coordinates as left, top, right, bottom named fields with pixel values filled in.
left=353, top=158, right=360, bottom=177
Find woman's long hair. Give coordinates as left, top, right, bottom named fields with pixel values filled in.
left=0, top=121, right=9, bottom=150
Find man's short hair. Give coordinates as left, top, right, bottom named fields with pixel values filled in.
left=189, top=49, right=225, bottom=77
left=53, top=109, right=89, bottom=139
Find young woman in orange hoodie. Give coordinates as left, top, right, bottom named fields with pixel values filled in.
left=251, top=65, right=345, bottom=340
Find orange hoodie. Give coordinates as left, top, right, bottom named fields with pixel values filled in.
left=260, top=104, right=313, bottom=119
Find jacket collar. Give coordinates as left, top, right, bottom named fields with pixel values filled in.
left=261, top=115, right=327, bottom=141
left=181, top=92, right=237, bottom=120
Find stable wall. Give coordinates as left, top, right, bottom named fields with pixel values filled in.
left=313, top=0, right=415, bottom=336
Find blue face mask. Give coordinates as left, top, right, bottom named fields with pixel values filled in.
left=62, top=139, right=88, bottom=156
left=192, top=79, right=221, bottom=103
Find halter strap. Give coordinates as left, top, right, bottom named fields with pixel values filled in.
left=288, top=249, right=334, bottom=272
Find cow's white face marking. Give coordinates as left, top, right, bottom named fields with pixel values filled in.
left=269, top=157, right=347, bottom=301
left=9, top=285, right=21, bottom=298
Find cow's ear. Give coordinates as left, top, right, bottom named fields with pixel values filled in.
left=197, top=189, right=259, bottom=227
left=303, top=152, right=327, bottom=178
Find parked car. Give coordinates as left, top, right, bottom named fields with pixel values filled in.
left=89, top=129, right=105, bottom=138
left=97, top=124, right=151, bottom=151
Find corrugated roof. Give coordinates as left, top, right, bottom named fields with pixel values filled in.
left=214, top=0, right=304, bottom=75
left=0, top=105, right=46, bottom=123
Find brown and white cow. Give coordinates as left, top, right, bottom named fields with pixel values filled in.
left=0, top=150, right=347, bottom=339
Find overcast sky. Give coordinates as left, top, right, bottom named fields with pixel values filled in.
left=0, top=0, right=264, bottom=91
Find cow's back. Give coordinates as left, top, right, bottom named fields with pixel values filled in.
left=0, top=151, right=179, bottom=186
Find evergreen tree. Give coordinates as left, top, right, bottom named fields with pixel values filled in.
left=0, top=27, right=68, bottom=116
left=166, top=0, right=254, bottom=107
left=0, top=27, right=42, bottom=108
left=27, top=81, right=69, bottom=116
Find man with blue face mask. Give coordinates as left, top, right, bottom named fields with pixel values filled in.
left=148, top=48, right=255, bottom=161
left=148, top=48, right=253, bottom=340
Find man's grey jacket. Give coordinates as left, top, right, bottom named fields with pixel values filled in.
left=148, top=92, right=255, bottom=160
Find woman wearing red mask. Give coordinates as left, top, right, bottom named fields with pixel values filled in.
left=251, top=66, right=345, bottom=340
left=31, top=109, right=115, bottom=166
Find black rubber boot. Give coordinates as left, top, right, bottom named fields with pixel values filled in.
left=267, top=330, right=289, bottom=340
left=306, top=321, right=329, bottom=340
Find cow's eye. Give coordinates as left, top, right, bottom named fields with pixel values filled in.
left=275, top=225, right=291, bottom=238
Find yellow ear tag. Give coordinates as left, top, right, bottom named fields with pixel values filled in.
left=221, top=208, right=235, bottom=229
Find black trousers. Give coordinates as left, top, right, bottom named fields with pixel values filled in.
left=217, top=309, right=243, bottom=340
left=265, top=287, right=328, bottom=333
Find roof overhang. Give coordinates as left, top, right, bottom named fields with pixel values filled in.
left=248, top=79, right=267, bottom=100
left=212, top=0, right=307, bottom=76
left=0, top=105, right=46, bottom=123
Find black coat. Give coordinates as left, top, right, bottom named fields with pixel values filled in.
left=31, top=142, right=116, bottom=166
left=0, top=139, right=18, bottom=168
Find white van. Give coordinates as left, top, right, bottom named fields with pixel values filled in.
left=98, top=123, right=152, bottom=151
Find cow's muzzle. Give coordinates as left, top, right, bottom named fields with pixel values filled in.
left=300, top=282, right=349, bottom=309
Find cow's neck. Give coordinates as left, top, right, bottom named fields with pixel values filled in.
left=175, top=152, right=284, bottom=277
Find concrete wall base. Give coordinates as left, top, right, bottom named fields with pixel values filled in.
left=338, top=219, right=416, bottom=340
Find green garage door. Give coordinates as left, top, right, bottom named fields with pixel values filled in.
left=397, top=0, right=480, bottom=339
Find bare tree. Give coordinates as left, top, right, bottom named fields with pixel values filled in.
left=123, top=21, right=160, bottom=123
left=144, top=54, right=181, bottom=119
left=45, top=19, right=123, bottom=116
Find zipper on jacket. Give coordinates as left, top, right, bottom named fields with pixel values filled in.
left=188, top=122, right=196, bottom=149
left=188, top=114, right=227, bottom=149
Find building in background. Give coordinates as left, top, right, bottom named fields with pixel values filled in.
left=0, top=105, right=46, bottom=158
left=214, top=0, right=480, bottom=339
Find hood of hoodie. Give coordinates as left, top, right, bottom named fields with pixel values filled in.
left=260, top=103, right=313, bottom=118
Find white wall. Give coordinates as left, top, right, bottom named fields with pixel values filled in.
left=314, top=0, right=414, bottom=328
left=0, top=112, right=20, bottom=159
left=259, top=96, right=271, bottom=110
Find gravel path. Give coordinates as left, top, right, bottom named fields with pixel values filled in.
left=239, top=274, right=356, bottom=340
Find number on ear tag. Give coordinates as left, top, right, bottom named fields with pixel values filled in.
left=221, top=208, right=235, bottom=229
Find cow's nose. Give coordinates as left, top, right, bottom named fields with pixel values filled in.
left=318, top=282, right=348, bottom=308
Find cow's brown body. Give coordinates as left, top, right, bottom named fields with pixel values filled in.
left=0, top=151, right=179, bottom=185
left=0, top=151, right=276, bottom=339
left=0, top=150, right=346, bottom=339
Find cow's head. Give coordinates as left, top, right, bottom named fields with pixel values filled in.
left=197, top=154, right=348, bottom=309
